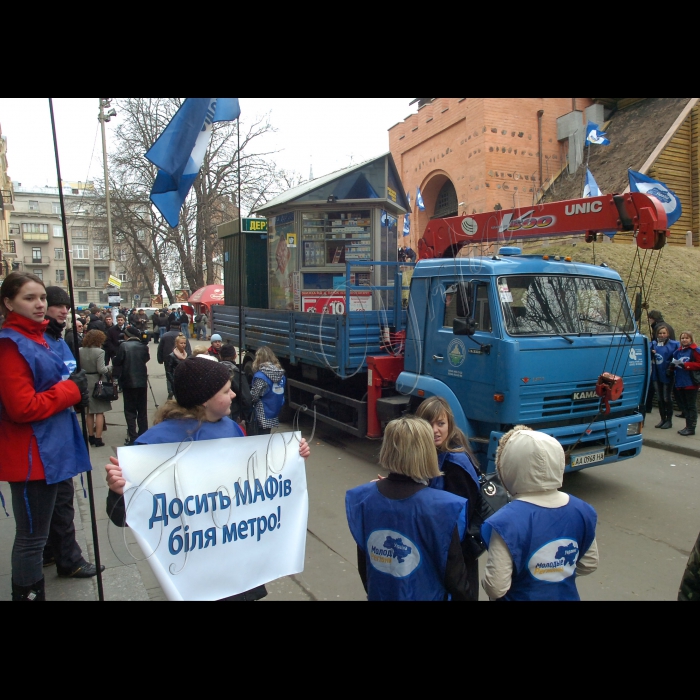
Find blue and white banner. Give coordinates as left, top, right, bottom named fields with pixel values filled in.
left=403, top=214, right=410, bottom=237
left=628, top=169, right=682, bottom=227
left=416, top=187, right=425, bottom=211
left=145, top=98, right=241, bottom=228
left=119, top=432, right=308, bottom=600
left=583, top=168, right=602, bottom=198
left=585, top=122, right=610, bottom=146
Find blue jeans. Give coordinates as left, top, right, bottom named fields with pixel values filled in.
left=180, top=322, right=189, bottom=337
left=159, top=326, right=166, bottom=339
left=10, top=480, right=59, bottom=586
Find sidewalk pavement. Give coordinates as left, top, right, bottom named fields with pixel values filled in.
left=1, top=340, right=698, bottom=600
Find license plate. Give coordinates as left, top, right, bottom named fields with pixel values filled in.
left=571, top=450, right=605, bottom=467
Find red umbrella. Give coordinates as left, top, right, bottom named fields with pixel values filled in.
left=187, top=285, right=225, bottom=305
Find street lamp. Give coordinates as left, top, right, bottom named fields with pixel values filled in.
left=98, top=98, right=117, bottom=321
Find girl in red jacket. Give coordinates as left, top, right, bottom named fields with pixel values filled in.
left=0, top=272, right=91, bottom=601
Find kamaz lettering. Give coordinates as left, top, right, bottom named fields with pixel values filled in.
left=573, top=391, right=597, bottom=400
left=565, top=201, right=603, bottom=216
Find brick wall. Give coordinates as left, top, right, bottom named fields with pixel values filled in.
left=390, top=98, right=593, bottom=251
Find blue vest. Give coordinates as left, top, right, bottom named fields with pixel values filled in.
left=430, top=451, right=480, bottom=492
left=135, top=416, right=245, bottom=445
left=253, top=371, right=286, bottom=420
left=651, top=339, right=679, bottom=384
left=0, top=328, right=92, bottom=484
left=44, top=332, right=78, bottom=380
left=482, top=497, right=596, bottom=601
left=346, top=482, right=467, bottom=601
left=673, top=345, right=700, bottom=389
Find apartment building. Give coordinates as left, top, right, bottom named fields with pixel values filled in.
left=0, top=124, right=14, bottom=281
left=9, top=183, right=134, bottom=306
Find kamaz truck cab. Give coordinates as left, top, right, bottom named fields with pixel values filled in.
left=397, top=247, right=648, bottom=472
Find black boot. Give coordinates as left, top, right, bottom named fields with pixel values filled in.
left=678, top=422, right=696, bottom=436
left=659, top=420, right=673, bottom=429
left=12, top=577, right=46, bottom=601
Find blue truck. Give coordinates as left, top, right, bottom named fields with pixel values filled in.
left=214, top=193, right=669, bottom=473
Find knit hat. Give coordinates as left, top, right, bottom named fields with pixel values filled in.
left=219, top=344, right=236, bottom=360
left=46, top=286, right=71, bottom=307
left=211, top=333, right=222, bottom=342
left=174, top=357, right=231, bottom=408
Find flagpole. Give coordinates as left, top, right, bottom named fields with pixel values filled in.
left=237, top=118, right=243, bottom=370
left=48, top=98, right=105, bottom=602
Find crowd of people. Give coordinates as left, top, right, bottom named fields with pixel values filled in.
left=1, top=269, right=697, bottom=601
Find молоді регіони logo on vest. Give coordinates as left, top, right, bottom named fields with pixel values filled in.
left=367, top=530, right=421, bottom=577
left=527, top=539, right=579, bottom=582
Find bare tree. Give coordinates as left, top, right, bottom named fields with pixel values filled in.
left=99, top=98, right=296, bottom=299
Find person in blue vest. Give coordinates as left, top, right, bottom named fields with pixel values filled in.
left=481, top=426, right=598, bottom=601
left=250, top=346, right=286, bottom=435
left=668, top=331, right=700, bottom=436
left=650, top=325, right=679, bottom=429
left=104, top=356, right=311, bottom=600
left=41, top=286, right=104, bottom=578
left=0, top=272, right=92, bottom=601
left=346, top=416, right=472, bottom=601
left=415, top=396, right=482, bottom=601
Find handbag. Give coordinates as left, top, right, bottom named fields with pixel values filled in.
left=464, top=467, right=511, bottom=559
left=93, top=378, right=119, bottom=402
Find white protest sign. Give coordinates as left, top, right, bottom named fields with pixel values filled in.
left=118, top=432, right=308, bottom=601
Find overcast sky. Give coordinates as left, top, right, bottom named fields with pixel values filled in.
left=0, top=98, right=416, bottom=190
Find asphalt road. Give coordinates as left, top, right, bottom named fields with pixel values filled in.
left=269, top=414, right=700, bottom=601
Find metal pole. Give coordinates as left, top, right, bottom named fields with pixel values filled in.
left=48, top=98, right=105, bottom=602
left=98, top=98, right=117, bottom=324
left=237, top=120, right=243, bottom=368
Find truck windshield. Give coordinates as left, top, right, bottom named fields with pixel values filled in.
left=499, top=275, right=635, bottom=336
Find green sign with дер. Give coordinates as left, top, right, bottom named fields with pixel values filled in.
left=242, top=218, right=268, bottom=233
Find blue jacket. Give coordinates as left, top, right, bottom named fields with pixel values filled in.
left=430, top=451, right=480, bottom=492
left=482, top=496, right=596, bottom=601
left=346, top=482, right=467, bottom=601
left=651, top=339, right=679, bottom=384
left=0, top=328, right=91, bottom=484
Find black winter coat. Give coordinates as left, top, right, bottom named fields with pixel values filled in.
left=158, top=330, right=192, bottom=364
left=112, top=338, right=150, bottom=389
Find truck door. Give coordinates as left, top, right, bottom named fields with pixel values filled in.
left=424, top=277, right=499, bottom=422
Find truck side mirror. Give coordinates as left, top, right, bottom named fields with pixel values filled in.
left=453, top=317, right=476, bottom=336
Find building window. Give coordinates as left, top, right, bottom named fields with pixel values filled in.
left=433, top=180, right=458, bottom=219
left=118, top=272, right=128, bottom=282
left=22, top=223, right=49, bottom=234
left=55, top=269, right=65, bottom=282
left=32, top=247, right=42, bottom=262
left=9, top=224, right=20, bottom=236
left=78, top=291, right=88, bottom=303
left=55, top=248, right=64, bottom=260
left=71, top=228, right=87, bottom=238
left=33, top=269, right=43, bottom=280
left=53, top=225, right=63, bottom=238
left=96, top=269, right=106, bottom=281
left=28, top=200, right=39, bottom=212
left=116, top=249, right=127, bottom=261
left=74, top=244, right=89, bottom=259
left=94, top=245, right=109, bottom=260
left=76, top=269, right=87, bottom=281
left=8, top=240, right=16, bottom=253
left=137, top=229, right=146, bottom=240
left=52, top=202, right=61, bottom=214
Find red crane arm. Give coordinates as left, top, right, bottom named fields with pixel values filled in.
left=418, top=193, right=668, bottom=260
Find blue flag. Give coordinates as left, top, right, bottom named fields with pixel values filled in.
left=628, top=169, right=682, bottom=227
left=416, top=187, right=425, bottom=211
left=145, top=98, right=241, bottom=227
left=585, top=122, right=610, bottom=146
left=583, top=169, right=602, bottom=198
left=403, top=214, right=410, bottom=237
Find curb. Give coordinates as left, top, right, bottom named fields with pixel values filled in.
left=643, top=437, right=700, bottom=460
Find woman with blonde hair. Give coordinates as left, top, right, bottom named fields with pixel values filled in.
left=415, top=396, right=482, bottom=600
left=80, top=329, right=112, bottom=447
left=250, top=346, right=286, bottom=435
left=345, top=416, right=472, bottom=601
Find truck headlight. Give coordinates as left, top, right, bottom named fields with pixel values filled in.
left=627, top=422, right=642, bottom=436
